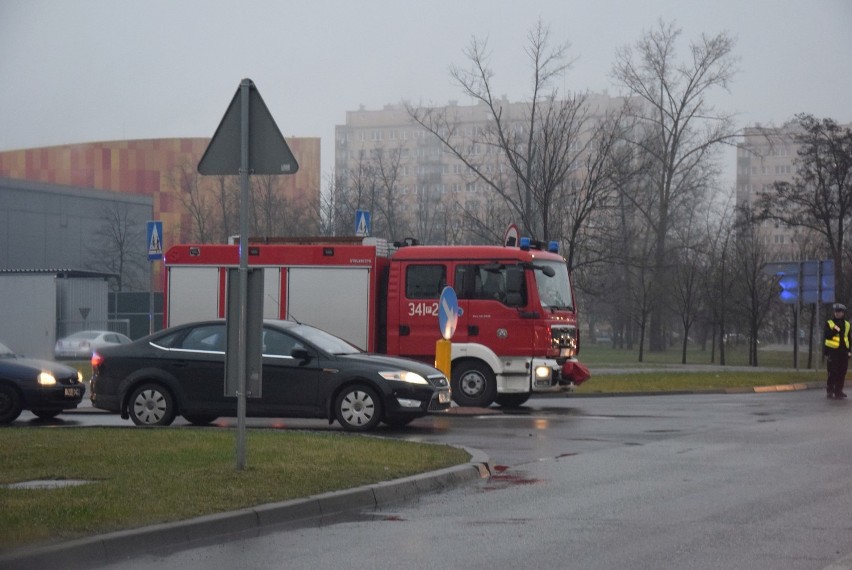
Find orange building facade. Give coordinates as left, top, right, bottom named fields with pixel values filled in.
left=0, top=137, right=321, bottom=250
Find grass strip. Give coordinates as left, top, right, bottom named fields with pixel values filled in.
left=0, top=428, right=469, bottom=552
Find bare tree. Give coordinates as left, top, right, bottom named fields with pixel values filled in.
left=554, top=109, right=635, bottom=271
left=670, top=207, right=709, bottom=363
left=732, top=205, right=780, bottom=366
left=371, top=146, right=409, bottom=240
left=335, top=152, right=381, bottom=237
left=313, top=170, right=346, bottom=237
left=331, top=144, right=414, bottom=241
left=701, top=191, right=737, bottom=365
left=612, top=19, right=738, bottom=351
left=170, top=162, right=214, bottom=243
left=756, top=114, right=852, bottom=303
left=87, top=202, right=147, bottom=292
left=410, top=183, right=466, bottom=245
left=214, top=175, right=239, bottom=242
left=627, top=226, right=658, bottom=362
left=251, top=175, right=283, bottom=237
left=247, top=174, right=317, bottom=239
left=406, top=19, right=625, bottom=257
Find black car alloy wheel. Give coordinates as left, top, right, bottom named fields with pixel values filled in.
left=128, top=383, right=177, bottom=426
left=334, top=384, right=382, bottom=431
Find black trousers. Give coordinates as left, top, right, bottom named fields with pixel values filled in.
left=826, top=352, right=849, bottom=394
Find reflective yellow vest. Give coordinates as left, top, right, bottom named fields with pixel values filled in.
left=825, top=319, right=851, bottom=350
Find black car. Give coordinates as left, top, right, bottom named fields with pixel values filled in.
left=90, top=320, right=452, bottom=431
left=0, top=341, right=86, bottom=424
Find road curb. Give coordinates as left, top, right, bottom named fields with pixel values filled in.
left=567, top=381, right=825, bottom=398
left=0, top=447, right=491, bottom=570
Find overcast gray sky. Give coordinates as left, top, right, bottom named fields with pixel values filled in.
left=1, top=0, right=850, bottom=189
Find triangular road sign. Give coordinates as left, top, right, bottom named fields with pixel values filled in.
left=198, top=79, right=299, bottom=176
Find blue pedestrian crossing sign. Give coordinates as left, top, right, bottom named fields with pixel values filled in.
left=355, top=210, right=371, bottom=237
left=147, top=221, right=164, bottom=261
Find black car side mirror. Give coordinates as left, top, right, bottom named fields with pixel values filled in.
left=291, top=348, right=312, bottom=363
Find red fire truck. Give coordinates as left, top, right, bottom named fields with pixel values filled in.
left=163, top=237, right=588, bottom=408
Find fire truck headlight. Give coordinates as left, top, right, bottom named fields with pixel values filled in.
left=379, top=371, right=429, bottom=385
left=534, top=366, right=552, bottom=380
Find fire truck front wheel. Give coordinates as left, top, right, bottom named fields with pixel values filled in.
left=451, top=361, right=497, bottom=408
left=334, top=384, right=383, bottom=432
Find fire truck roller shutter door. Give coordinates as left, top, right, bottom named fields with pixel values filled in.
left=286, top=267, right=371, bottom=351
left=168, top=267, right=220, bottom=326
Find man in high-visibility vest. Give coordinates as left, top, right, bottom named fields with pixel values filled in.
left=823, top=303, right=851, bottom=399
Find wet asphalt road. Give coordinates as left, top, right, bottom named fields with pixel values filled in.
left=22, top=388, right=852, bottom=569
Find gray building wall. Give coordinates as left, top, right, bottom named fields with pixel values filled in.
left=0, top=274, right=57, bottom=359
left=0, top=178, right=153, bottom=357
left=0, top=272, right=118, bottom=359
left=0, top=177, right=152, bottom=274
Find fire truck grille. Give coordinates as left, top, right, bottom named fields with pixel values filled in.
left=551, top=326, right=577, bottom=350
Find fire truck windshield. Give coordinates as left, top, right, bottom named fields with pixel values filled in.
left=534, top=260, right=573, bottom=311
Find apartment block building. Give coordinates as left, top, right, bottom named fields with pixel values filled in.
left=334, top=94, right=624, bottom=244
left=735, top=122, right=801, bottom=257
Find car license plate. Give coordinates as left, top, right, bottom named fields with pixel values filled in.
left=65, top=387, right=81, bottom=397
left=438, top=391, right=451, bottom=404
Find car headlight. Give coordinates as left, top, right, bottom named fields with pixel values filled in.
left=77, top=371, right=84, bottom=383
left=379, top=371, right=428, bottom=385
left=38, top=372, right=57, bottom=386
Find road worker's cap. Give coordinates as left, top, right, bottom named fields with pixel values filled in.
left=833, top=303, right=847, bottom=312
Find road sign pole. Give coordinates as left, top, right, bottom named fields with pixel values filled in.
left=146, top=221, right=164, bottom=336
left=197, top=78, right=298, bottom=471
left=149, top=263, right=155, bottom=335
left=236, top=78, right=250, bottom=470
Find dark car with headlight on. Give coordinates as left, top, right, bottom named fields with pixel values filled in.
left=90, top=320, right=451, bottom=431
left=0, top=341, right=85, bottom=424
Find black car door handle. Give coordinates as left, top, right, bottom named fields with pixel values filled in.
left=172, top=361, right=190, bottom=368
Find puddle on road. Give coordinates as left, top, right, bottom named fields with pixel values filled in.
left=482, top=465, right=544, bottom=492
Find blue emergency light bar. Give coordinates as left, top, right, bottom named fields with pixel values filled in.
left=518, top=237, right=560, bottom=254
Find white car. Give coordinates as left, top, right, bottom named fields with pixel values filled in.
left=54, top=330, right=132, bottom=359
